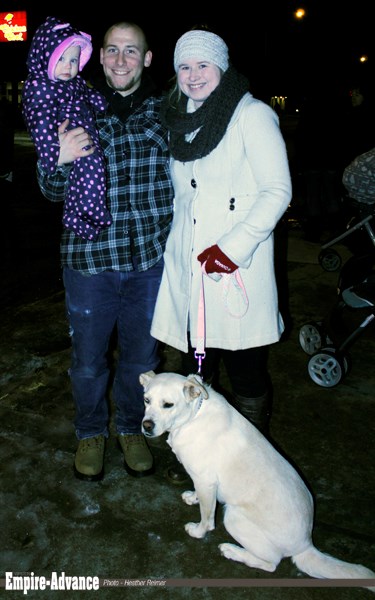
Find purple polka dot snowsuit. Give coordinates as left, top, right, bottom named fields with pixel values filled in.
left=22, top=16, right=112, bottom=241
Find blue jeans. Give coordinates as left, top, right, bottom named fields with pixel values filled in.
left=63, top=261, right=163, bottom=440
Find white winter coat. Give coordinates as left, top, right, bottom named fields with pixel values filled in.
left=151, top=93, right=292, bottom=353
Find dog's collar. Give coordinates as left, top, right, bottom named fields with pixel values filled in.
left=194, top=395, right=204, bottom=417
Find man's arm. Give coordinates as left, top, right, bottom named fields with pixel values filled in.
left=36, top=119, right=95, bottom=203
left=36, top=160, right=71, bottom=203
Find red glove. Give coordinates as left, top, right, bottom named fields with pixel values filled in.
left=197, top=244, right=238, bottom=274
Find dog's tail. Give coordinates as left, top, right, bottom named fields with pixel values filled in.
left=293, top=546, right=375, bottom=591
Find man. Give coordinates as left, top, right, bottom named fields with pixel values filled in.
left=36, top=22, right=174, bottom=482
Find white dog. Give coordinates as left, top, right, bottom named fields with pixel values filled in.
left=140, top=371, right=375, bottom=583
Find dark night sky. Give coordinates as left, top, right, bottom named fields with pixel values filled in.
left=1, top=1, right=374, bottom=102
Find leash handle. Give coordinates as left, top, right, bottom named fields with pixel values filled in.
left=202, top=261, right=249, bottom=318
left=222, top=269, right=249, bottom=318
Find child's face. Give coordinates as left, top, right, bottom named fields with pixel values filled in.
left=54, top=45, right=81, bottom=81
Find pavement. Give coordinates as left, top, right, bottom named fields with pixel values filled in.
left=0, top=131, right=375, bottom=599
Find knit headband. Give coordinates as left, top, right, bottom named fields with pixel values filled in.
left=174, top=30, right=229, bottom=72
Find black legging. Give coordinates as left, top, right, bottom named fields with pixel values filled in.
left=180, top=340, right=270, bottom=398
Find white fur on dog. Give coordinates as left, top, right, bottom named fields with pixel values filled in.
left=140, top=371, right=375, bottom=584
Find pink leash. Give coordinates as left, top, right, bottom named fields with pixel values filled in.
left=194, top=264, right=249, bottom=375
left=194, top=268, right=206, bottom=375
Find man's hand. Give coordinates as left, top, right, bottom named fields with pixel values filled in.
left=57, top=119, right=95, bottom=166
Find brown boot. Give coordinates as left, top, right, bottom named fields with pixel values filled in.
left=117, top=434, right=154, bottom=477
left=74, top=435, right=105, bottom=482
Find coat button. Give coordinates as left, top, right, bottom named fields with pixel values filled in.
left=229, top=197, right=235, bottom=210
left=191, top=179, right=197, bottom=188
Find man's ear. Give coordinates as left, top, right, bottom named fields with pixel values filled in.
left=144, top=50, right=152, bottom=68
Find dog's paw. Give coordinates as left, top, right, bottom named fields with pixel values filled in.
left=185, top=521, right=208, bottom=539
left=219, top=542, right=239, bottom=560
left=219, top=543, right=277, bottom=572
left=182, top=490, right=198, bottom=505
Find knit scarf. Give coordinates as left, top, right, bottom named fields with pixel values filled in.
left=160, top=66, right=249, bottom=162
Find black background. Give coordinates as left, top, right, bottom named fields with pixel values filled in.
left=1, top=1, right=374, bottom=102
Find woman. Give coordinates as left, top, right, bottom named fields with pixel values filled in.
left=151, top=29, right=292, bottom=436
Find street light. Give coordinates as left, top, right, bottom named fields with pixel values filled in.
left=294, top=8, right=306, bottom=20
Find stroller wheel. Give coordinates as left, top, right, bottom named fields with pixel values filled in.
left=299, top=322, right=323, bottom=355
left=307, top=347, right=349, bottom=388
left=318, top=248, right=342, bottom=272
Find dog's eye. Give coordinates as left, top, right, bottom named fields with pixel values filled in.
left=144, top=397, right=150, bottom=405
left=163, top=402, right=174, bottom=409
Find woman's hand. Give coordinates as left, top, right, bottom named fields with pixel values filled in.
left=197, top=244, right=238, bottom=274
left=57, top=119, right=95, bottom=165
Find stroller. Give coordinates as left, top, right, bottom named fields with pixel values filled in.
left=299, top=148, right=375, bottom=387
left=317, top=201, right=375, bottom=273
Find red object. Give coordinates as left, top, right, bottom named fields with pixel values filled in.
left=197, top=244, right=238, bottom=274
left=0, top=11, right=27, bottom=42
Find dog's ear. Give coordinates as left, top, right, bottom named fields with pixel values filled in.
left=139, top=371, right=156, bottom=388
left=183, top=376, right=209, bottom=402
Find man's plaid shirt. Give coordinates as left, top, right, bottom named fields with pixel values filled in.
left=37, top=96, right=174, bottom=274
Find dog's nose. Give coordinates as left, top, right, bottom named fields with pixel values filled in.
left=142, top=419, right=155, bottom=434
